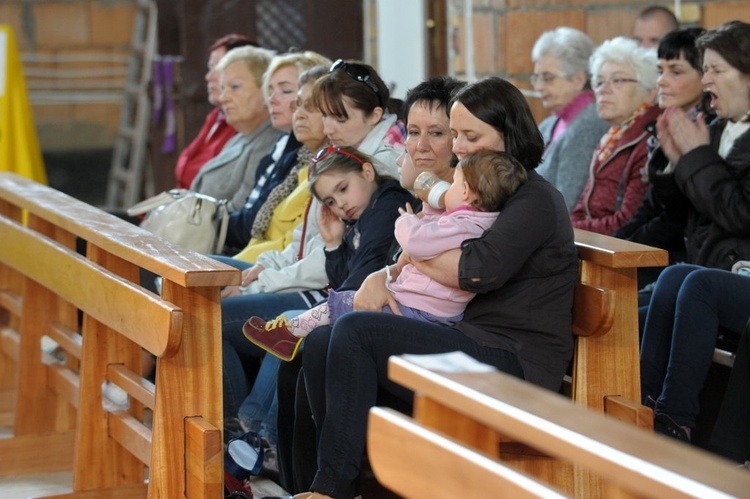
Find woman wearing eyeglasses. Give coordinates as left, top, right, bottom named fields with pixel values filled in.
left=312, top=59, right=405, bottom=179
left=218, top=66, right=332, bottom=440
left=570, top=36, right=660, bottom=235
left=532, top=27, right=610, bottom=212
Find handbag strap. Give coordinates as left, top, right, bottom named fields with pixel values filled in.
left=126, top=189, right=186, bottom=217
left=214, top=201, right=230, bottom=254
left=297, top=197, right=314, bottom=261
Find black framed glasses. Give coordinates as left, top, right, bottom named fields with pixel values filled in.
left=312, top=146, right=365, bottom=165
left=330, top=59, right=380, bottom=96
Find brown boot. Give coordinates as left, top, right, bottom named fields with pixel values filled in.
left=242, top=316, right=303, bottom=361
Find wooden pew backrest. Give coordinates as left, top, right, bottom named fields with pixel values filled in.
left=0, top=172, right=240, bottom=498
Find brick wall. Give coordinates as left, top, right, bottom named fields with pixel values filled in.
left=449, top=0, right=748, bottom=122
left=6, top=1, right=748, bottom=152
left=3, top=0, right=136, bottom=151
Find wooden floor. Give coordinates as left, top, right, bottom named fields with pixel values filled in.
left=0, top=428, right=288, bottom=498
left=0, top=471, right=72, bottom=498
left=0, top=471, right=289, bottom=498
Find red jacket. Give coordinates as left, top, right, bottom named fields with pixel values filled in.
left=571, top=105, right=660, bottom=235
left=174, top=107, right=237, bottom=189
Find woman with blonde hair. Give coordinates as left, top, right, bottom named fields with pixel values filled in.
left=190, top=45, right=282, bottom=211
left=223, top=51, right=331, bottom=255
left=174, top=34, right=257, bottom=189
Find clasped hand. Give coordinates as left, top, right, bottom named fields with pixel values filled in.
left=656, top=106, right=710, bottom=165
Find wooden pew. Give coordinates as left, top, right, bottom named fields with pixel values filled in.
left=570, top=229, right=666, bottom=420
left=0, top=172, right=240, bottom=498
left=369, top=355, right=750, bottom=498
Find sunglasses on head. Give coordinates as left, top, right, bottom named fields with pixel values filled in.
left=312, top=146, right=366, bottom=165
left=329, top=59, right=381, bottom=98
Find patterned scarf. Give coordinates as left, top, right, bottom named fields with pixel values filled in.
left=250, top=146, right=314, bottom=240
left=596, top=103, right=650, bottom=164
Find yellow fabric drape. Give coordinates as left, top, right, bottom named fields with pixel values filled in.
left=0, top=25, right=46, bottom=184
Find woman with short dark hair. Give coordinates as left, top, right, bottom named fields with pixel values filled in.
left=299, top=77, right=578, bottom=499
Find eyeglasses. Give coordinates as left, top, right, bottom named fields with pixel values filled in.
left=330, top=59, right=380, bottom=96
left=530, top=72, right=568, bottom=86
left=291, top=96, right=317, bottom=113
left=312, top=146, right=365, bottom=165
left=593, top=77, right=639, bottom=91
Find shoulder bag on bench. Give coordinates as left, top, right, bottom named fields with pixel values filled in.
left=127, top=189, right=229, bottom=254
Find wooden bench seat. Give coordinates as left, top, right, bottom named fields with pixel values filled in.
left=0, top=172, right=240, bottom=498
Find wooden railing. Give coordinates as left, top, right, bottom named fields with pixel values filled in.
left=369, top=355, right=750, bottom=498
left=0, top=172, right=240, bottom=498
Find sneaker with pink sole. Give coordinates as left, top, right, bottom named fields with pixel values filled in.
left=242, top=316, right=303, bottom=361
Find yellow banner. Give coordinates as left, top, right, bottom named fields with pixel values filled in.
left=0, top=25, right=46, bottom=184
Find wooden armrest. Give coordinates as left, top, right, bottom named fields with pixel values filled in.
left=572, top=283, right=614, bottom=337
left=574, top=229, right=669, bottom=269
left=604, top=395, right=653, bottom=430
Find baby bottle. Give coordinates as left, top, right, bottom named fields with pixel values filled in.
left=413, top=171, right=450, bottom=210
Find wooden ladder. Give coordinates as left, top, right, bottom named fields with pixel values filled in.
left=104, top=0, right=158, bottom=211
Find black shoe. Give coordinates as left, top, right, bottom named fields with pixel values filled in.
left=654, top=413, right=692, bottom=443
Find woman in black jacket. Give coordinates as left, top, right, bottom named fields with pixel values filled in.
left=655, top=21, right=750, bottom=269
left=640, top=20, right=750, bottom=448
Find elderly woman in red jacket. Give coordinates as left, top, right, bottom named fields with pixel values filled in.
left=571, top=36, right=660, bottom=235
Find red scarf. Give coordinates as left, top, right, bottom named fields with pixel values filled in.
left=596, top=103, right=649, bottom=163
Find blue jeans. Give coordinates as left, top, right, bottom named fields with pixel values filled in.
left=214, top=254, right=311, bottom=421
left=640, top=264, right=750, bottom=428
left=302, top=312, right=524, bottom=498
left=238, top=353, right=281, bottom=445
left=236, top=310, right=308, bottom=446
